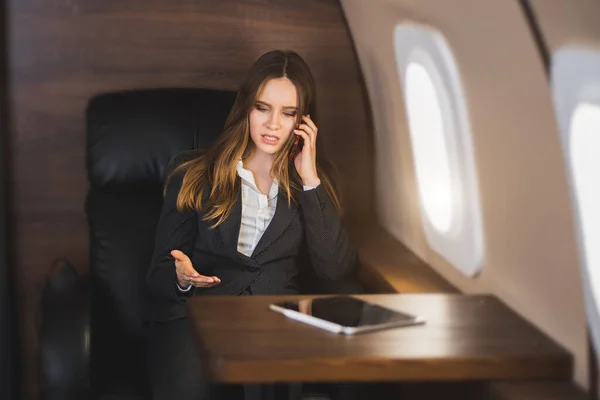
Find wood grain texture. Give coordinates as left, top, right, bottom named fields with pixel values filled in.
left=188, top=294, right=572, bottom=383
left=393, top=381, right=586, bottom=400
left=1, top=1, right=20, bottom=398
left=6, top=1, right=375, bottom=397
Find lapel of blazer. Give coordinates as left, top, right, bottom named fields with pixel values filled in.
left=216, top=189, right=248, bottom=264
left=251, top=189, right=298, bottom=259
left=217, top=187, right=298, bottom=266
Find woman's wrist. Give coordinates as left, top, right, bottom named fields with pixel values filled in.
left=302, top=178, right=321, bottom=187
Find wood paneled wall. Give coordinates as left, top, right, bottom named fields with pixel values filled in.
left=7, top=1, right=374, bottom=397
left=2, top=1, right=19, bottom=398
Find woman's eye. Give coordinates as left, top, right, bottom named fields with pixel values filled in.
left=255, top=105, right=268, bottom=112
left=284, top=112, right=297, bottom=117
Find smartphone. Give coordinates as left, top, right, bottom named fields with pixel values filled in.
left=288, top=113, right=311, bottom=162
left=288, top=135, right=304, bottom=162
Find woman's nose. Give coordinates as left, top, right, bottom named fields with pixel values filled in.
left=266, top=113, right=280, bottom=131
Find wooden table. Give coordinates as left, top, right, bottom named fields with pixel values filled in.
left=187, top=294, right=572, bottom=384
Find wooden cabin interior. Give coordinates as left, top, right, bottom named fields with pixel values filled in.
left=1, top=0, right=600, bottom=399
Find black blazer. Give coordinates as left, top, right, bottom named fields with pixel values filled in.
left=145, top=167, right=357, bottom=322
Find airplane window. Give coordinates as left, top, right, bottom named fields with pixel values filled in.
left=394, top=24, right=484, bottom=277
left=551, top=47, right=600, bottom=354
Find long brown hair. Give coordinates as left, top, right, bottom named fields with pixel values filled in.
left=167, top=50, right=342, bottom=228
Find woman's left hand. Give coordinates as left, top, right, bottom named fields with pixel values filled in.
left=293, top=114, right=321, bottom=187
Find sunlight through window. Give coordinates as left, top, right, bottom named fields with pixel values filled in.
left=405, top=62, right=454, bottom=233
left=570, top=103, right=600, bottom=300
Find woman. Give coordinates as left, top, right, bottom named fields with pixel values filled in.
left=145, top=50, right=357, bottom=400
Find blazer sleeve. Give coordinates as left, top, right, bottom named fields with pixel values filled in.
left=146, top=169, right=198, bottom=303
left=296, top=184, right=357, bottom=280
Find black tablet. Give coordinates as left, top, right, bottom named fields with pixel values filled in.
left=269, top=296, right=425, bottom=335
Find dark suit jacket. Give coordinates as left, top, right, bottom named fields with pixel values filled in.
left=145, top=168, right=357, bottom=322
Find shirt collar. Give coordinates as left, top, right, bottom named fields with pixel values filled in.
left=236, top=160, right=279, bottom=200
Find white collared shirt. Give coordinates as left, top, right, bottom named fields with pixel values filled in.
left=177, top=160, right=317, bottom=291
left=235, top=160, right=279, bottom=257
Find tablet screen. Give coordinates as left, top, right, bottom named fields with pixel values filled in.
left=272, top=296, right=419, bottom=328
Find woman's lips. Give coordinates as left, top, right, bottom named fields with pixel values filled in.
left=262, top=134, right=279, bottom=144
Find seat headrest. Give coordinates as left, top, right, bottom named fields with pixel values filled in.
left=86, top=88, right=237, bottom=188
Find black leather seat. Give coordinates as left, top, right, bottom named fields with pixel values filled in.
left=38, top=88, right=364, bottom=400
left=40, top=88, right=237, bottom=399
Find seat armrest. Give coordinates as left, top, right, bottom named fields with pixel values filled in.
left=39, top=258, right=91, bottom=399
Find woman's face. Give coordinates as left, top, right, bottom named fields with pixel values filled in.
left=248, top=77, right=299, bottom=158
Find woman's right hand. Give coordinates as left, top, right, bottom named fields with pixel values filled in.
left=171, top=250, right=221, bottom=289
